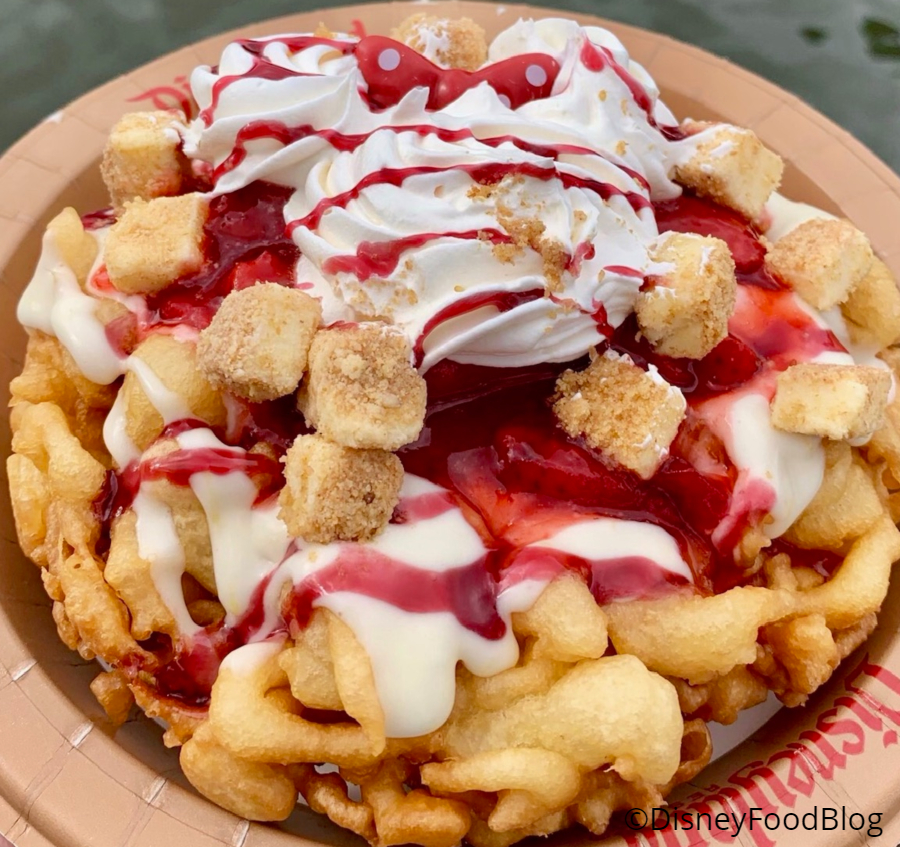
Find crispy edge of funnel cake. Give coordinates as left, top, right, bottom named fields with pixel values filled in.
left=8, top=17, right=900, bottom=846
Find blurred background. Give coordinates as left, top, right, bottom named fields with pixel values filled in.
left=1, top=0, right=898, bottom=169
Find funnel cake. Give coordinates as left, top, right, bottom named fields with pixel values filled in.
left=8, top=12, right=900, bottom=847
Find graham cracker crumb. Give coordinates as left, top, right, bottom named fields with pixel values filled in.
left=494, top=203, right=567, bottom=292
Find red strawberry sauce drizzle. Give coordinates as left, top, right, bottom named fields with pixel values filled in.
left=213, top=120, right=651, bottom=192
left=201, top=30, right=682, bottom=141
left=285, top=549, right=506, bottom=640
left=288, top=156, right=647, bottom=290
left=93, top=179, right=845, bottom=704
left=204, top=30, right=660, bottom=202
left=359, top=36, right=560, bottom=110
left=323, top=228, right=513, bottom=280
left=201, top=34, right=560, bottom=126
left=145, top=575, right=281, bottom=706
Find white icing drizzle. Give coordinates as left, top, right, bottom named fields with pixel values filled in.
left=17, top=226, right=125, bottom=384
left=703, top=388, right=825, bottom=541
left=101, top=354, right=194, bottom=469
left=133, top=490, right=200, bottom=636
left=102, top=388, right=140, bottom=468
left=328, top=593, right=520, bottom=737
left=527, top=517, right=693, bottom=583
left=176, top=428, right=292, bottom=622
left=127, top=355, right=195, bottom=423
left=268, top=475, right=523, bottom=736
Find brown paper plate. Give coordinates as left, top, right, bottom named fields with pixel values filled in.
left=2, top=3, right=900, bottom=846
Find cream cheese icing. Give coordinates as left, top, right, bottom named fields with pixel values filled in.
left=17, top=226, right=125, bottom=384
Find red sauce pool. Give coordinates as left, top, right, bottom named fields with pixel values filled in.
left=400, top=369, right=738, bottom=596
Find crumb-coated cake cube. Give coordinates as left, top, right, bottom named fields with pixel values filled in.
left=765, top=218, right=874, bottom=310
left=105, top=194, right=208, bottom=295
left=392, top=14, right=487, bottom=70
left=636, top=232, right=736, bottom=359
left=101, top=110, right=187, bottom=212
left=673, top=123, right=783, bottom=222
left=47, top=207, right=98, bottom=286
left=197, top=283, right=322, bottom=402
left=841, top=258, right=900, bottom=349
left=771, top=362, right=891, bottom=441
left=299, top=324, right=427, bottom=451
left=553, top=350, right=687, bottom=479
left=278, top=434, right=403, bottom=543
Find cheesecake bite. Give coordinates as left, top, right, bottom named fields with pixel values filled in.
left=101, top=110, right=189, bottom=212
left=299, top=324, right=427, bottom=451
left=197, top=283, right=321, bottom=402
left=553, top=351, right=687, bottom=479
left=279, top=434, right=403, bottom=543
left=637, top=232, right=737, bottom=359
left=765, top=218, right=874, bottom=310
left=673, top=122, right=784, bottom=221
left=105, top=193, right=208, bottom=294
left=771, top=362, right=891, bottom=441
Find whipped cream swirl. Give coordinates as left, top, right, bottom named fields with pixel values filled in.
left=185, top=18, right=690, bottom=371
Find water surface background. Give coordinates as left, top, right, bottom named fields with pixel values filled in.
left=1, top=0, right=898, bottom=169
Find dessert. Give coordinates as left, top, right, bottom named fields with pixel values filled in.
left=8, top=12, right=900, bottom=847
